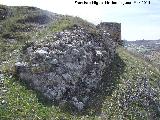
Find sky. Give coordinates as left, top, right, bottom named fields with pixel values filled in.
left=0, top=0, right=160, bottom=41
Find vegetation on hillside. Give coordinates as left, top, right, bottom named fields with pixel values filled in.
left=0, top=5, right=97, bottom=72
left=0, top=5, right=160, bottom=120
left=125, top=40, right=160, bottom=70
left=1, top=47, right=160, bottom=120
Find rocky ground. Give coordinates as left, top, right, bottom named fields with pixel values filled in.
left=15, top=25, right=116, bottom=111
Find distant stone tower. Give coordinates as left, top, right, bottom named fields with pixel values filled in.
left=97, top=22, right=122, bottom=45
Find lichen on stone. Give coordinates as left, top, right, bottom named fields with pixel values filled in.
left=15, top=24, right=118, bottom=111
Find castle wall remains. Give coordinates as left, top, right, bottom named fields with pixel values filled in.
left=97, top=22, right=121, bottom=45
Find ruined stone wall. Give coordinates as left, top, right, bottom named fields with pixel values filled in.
left=97, top=22, right=121, bottom=45
left=15, top=25, right=117, bottom=111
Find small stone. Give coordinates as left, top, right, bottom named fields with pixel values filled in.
left=62, top=73, right=72, bottom=81
left=50, top=59, right=58, bottom=65
left=74, top=101, right=84, bottom=111
left=71, top=48, right=79, bottom=55
left=15, top=62, right=27, bottom=73
left=82, top=96, right=89, bottom=103
left=9, top=75, right=12, bottom=78
left=0, top=74, right=4, bottom=78
left=72, top=97, right=78, bottom=102
left=15, top=62, right=26, bottom=67
left=1, top=100, right=6, bottom=104
left=42, top=47, right=49, bottom=51
left=2, top=89, right=7, bottom=93
left=96, top=50, right=102, bottom=55
left=107, top=33, right=110, bottom=35
left=35, top=49, right=48, bottom=56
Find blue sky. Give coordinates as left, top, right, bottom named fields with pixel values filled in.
left=1, top=0, right=160, bottom=41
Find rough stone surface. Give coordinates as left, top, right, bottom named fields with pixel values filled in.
left=0, top=6, right=8, bottom=20
left=15, top=25, right=117, bottom=111
left=97, top=22, right=121, bottom=45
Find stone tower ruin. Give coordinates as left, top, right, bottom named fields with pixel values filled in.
left=97, top=22, right=121, bottom=45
